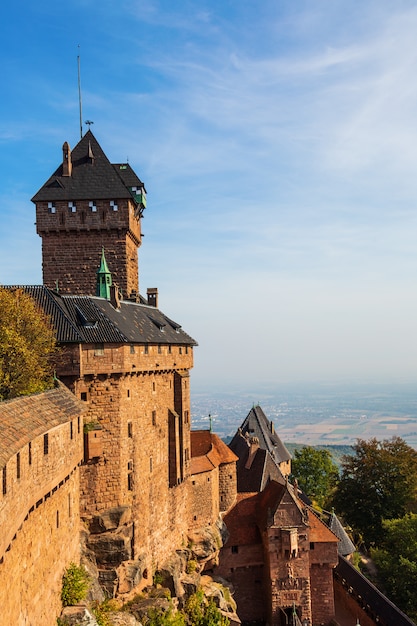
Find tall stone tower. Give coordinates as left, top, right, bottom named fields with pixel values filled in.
left=32, top=131, right=146, bottom=298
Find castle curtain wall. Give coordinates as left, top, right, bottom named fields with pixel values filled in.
left=0, top=390, right=83, bottom=626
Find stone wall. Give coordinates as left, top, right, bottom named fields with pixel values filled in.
left=219, top=462, right=237, bottom=512
left=74, top=344, right=193, bottom=574
left=0, top=389, right=83, bottom=626
left=189, top=467, right=220, bottom=530
left=36, top=198, right=141, bottom=297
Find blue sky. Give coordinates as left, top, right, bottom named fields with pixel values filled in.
left=2, top=0, right=417, bottom=391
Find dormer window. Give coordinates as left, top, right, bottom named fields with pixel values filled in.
left=89, top=201, right=97, bottom=212
left=68, top=201, right=76, bottom=213
left=110, top=200, right=118, bottom=211
left=48, top=202, right=56, bottom=214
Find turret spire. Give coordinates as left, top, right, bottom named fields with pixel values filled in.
left=96, top=248, right=112, bottom=299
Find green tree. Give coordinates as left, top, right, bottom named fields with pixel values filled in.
left=291, top=446, right=339, bottom=507
left=185, top=590, right=229, bottom=626
left=0, top=288, right=56, bottom=400
left=332, top=437, right=417, bottom=546
left=372, top=514, right=417, bottom=621
left=61, top=563, right=90, bottom=607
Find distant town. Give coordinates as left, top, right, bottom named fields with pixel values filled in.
left=191, top=382, right=417, bottom=448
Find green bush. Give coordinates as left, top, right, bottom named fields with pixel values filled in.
left=61, top=563, right=90, bottom=607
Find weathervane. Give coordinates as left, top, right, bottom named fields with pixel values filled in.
left=85, top=120, right=94, bottom=128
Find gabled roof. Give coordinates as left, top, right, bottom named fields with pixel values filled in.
left=3, top=286, right=197, bottom=346
left=0, top=383, right=86, bottom=467
left=231, top=435, right=286, bottom=492
left=31, top=131, right=145, bottom=203
left=229, top=405, right=291, bottom=465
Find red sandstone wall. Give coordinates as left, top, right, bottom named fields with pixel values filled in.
left=219, top=462, right=237, bottom=512
left=36, top=198, right=141, bottom=297
left=189, top=468, right=220, bottom=530
left=0, top=416, right=82, bottom=626
left=75, top=346, right=194, bottom=572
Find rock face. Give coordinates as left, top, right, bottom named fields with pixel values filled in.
left=75, top=515, right=239, bottom=624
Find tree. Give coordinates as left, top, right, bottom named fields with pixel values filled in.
left=372, top=514, right=417, bottom=621
left=291, top=446, right=339, bottom=507
left=332, top=437, right=417, bottom=546
left=0, top=288, right=56, bottom=400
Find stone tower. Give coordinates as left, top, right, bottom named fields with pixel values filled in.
left=32, top=130, right=146, bottom=298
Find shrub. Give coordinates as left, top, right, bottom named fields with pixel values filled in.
left=61, top=563, right=90, bottom=607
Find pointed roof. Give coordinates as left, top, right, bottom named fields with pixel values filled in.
left=31, top=131, right=145, bottom=203
left=329, top=511, right=356, bottom=556
left=96, top=249, right=112, bottom=299
left=229, top=405, right=291, bottom=465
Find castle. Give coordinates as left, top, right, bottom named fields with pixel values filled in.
left=1, top=132, right=414, bottom=626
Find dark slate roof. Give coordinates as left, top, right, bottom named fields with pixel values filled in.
left=31, top=131, right=144, bottom=203
left=335, top=555, right=417, bottom=626
left=231, top=433, right=285, bottom=492
left=229, top=405, right=291, bottom=465
left=0, top=382, right=86, bottom=467
left=4, top=286, right=197, bottom=346
left=329, top=512, right=356, bottom=556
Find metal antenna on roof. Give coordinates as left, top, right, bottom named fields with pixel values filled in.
left=77, top=46, right=83, bottom=139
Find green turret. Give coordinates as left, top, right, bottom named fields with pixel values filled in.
left=96, top=248, right=112, bottom=299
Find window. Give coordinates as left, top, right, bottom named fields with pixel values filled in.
left=150, top=457, right=153, bottom=472
left=231, top=546, right=239, bottom=554
left=56, top=511, right=60, bottom=528
left=44, top=434, right=49, bottom=455
left=184, top=410, right=189, bottom=424
left=28, top=442, right=32, bottom=465
left=94, top=343, right=104, bottom=356
left=16, top=453, right=20, bottom=479
left=2, top=467, right=6, bottom=495
left=152, top=382, right=156, bottom=392
left=185, top=346, right=189, bottom=354
left=89, top=200, right=97, bottom=212
left=77, top=416, right=81, bottom=434
left=130, top=344, right=135, bottom=354
left=179, top=347, right=183, bottom=355
left=158, top=345, right=162, bottom=354
left=110, top=200, right=118, bottom=211
left=168, top=345, right=172, bottom=354
left=68, top=201, right=76, bottom=213
left=128, top=422, right=133, bottom=438
left=70, top=421, right=73, bottom=440
left=310, top=542, right=315, bottom=550
left=152, top=411, right=156, bottom=426
left=128, top=473, right=133, bottom=491
left=81, top=392, right=87, bottom=401
left=48, top=202, right=56, bottom=213
left=127, top=389, right=130, bottom=398
left=144, top=345, right=148, bottom=355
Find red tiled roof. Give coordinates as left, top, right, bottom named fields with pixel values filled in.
left=190, top=430, right=238, bottom=475
left=308, top=509, right=339, bottom=543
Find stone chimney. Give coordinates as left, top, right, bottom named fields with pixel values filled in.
left=147, top=288, right=158, bottom=308
left=62, top=142, right=72, bottom=176
left=245, top=436, right=259, bottom=470
left=110, top=284, right=122, bottom=309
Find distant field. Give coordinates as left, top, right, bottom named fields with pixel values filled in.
left=192, top=383, right=417, bottom=449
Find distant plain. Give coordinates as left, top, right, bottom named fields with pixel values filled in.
left=191, top=382, right=417, bottom=449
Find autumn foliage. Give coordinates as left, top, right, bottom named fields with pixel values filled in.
left=0, top=288, right=56, bottom=400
